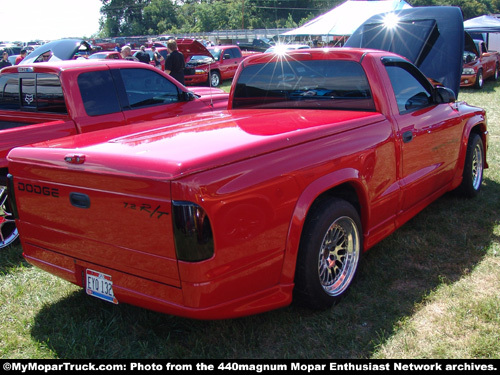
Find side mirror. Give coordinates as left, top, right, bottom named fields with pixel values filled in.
left=183, top=91, right=198, bottom=101
left=434, top=87, right=456, bottom=104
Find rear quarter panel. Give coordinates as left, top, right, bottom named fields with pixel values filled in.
left=171, top=116, right=398, bottom=305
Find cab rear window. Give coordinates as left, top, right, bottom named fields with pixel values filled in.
left=0, top=73, right=67, bottom=113
left=232, top=60, right=375, bottom=111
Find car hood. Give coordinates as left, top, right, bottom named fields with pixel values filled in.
left=345, top=6, right=464, bottom=97
left=465, top=33, right=480, bottom=57
left=176, top=38, right=214, bottom=61
left=20, top=39, right=94, bottom=64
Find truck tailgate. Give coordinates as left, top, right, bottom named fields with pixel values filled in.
left=10, top=166, right=180, bottom=287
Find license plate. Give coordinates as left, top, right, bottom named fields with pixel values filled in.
left=85, top=269, right=118, bottom=304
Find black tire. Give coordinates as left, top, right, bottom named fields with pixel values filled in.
left=294, top=197, right=362, bottom=310
left=0, top=185, right=19, bottom=249
left=475, top=69, right=484, bottom=89
left=209, top=70, right=221, bottom=87
left=457, top=133, right=484, bottom=198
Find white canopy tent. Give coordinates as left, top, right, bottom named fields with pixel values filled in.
left=283, top=0, right=412, bottom=37
left=464, top=15, right=500, bottom=51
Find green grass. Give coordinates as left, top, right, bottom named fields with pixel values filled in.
left=1, top=80, right=499, bottom=359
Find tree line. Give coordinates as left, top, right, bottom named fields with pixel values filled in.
left=98, top=0, right=500, bottom=37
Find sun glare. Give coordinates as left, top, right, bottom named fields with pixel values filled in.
left=383, top=13, right=400, bottom=30
left=272, top=45, right=290, bottom=55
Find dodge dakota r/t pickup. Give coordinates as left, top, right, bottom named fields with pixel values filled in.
left=0, top=58, right=228, bottom=248
left=6, top=7, right=488, bottom=319
left=179, top=39, right=246, bottom=87
left=461, top=37, right=500, bottom=89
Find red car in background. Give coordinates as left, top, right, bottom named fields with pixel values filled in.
left=88, top=51, right=123, bottom=60
left=460, top=36, right=500, bottom=89
left=178, top=39, right=245, bottom=87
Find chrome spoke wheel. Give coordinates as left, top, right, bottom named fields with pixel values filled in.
left=471, top=140, right=484, bottom=191
left=318, top=216, right=360, bottom=297
left=0, top=185, right=19, bottom=249
left=210, top=71, right=220, bottom=87
left=294, top=197, right=362, bottom=310
left=457, top=133, right=484, bottom=198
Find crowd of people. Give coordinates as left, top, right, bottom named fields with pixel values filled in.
left=0, top=48, right=28, bottom=67
left=0, top=39, right=187, bottom=85
left=116, top=39, right=186, bottom=84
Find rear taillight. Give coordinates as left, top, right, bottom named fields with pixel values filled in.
left=172, top=201, right=214, bottom=262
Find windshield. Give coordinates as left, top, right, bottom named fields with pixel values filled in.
left=187, top=55, right=214, bottom=65
left=208, top=48, right=221, bottom=60
left=232, top=59, right=375, bottom=111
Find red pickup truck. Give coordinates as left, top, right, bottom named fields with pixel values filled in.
left=6, top=7, right=488, bottom=319
left=0, top=59, right=229, bottom=248
left=461, top=38, right=500, bottom=89
left=179, top=39, right=245, bottom=87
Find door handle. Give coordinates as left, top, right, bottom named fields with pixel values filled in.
left=70, top=192, right=91, bottom=209
left=402, top=131, right=413, bottom=143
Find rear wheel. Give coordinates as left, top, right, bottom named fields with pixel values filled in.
left=457, top=133, right=484, bottom=198
left=294, top=197, right=362, bottom=310
left=0, top=185, right=19, bottom=249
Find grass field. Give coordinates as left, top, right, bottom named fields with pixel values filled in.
left=1, top=79, right=499, bottom=359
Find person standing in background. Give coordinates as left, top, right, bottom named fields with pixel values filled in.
left=0, top=51, right=12, bottom=68
left=15, top=49, right=27, bottom=65
left=136, top=45, right=150, bottom=64
left=151, top=46, right=164, bottom=69
left=164, top=39, right=185, bottom=84
left=121, top=46, right=138, bottom=61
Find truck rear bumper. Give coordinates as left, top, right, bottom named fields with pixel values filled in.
left=23, top=242, right=293, bottom=320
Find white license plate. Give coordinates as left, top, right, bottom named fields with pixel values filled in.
left=85, top=269, right=118, bottom=304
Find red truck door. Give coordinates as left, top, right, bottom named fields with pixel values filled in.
left=113, top=67, right=209, bottom=123
left=479, top=41, right=496, bottom=78
left=68, top=69, right=126, bottom=133
left=215, top=47, right=242, bottom=81
left=72, top=67, right=208, bottom=131
left=383, top=60, right=463, bottom=212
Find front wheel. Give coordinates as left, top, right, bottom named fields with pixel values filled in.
left=294, top=197, right=362, bottom=310
left=475, top=69, right=484, bottom=89
left=209, top=71, right=221, bottom=87
left=0, top=185, right=19, bottom=249
left=457, top=133, right=484, bottom=198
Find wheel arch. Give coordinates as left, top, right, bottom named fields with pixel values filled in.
left=279, top=169, right=368, bottom=284
left=451, top=116, right=488, bottom=190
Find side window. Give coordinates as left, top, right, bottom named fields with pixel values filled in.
left=231, top=48, right=242, bottom=59
left=78, top=70, right=121, bottom=116
left=119, top=68, right=180, bottom=109
left=385, top=64, right=433, bottom=114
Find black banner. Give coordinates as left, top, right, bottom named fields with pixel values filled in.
left=1, top=359, right=498, bottom=374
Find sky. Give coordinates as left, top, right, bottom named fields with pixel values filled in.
left=2, top=0, right=103, bottom=42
